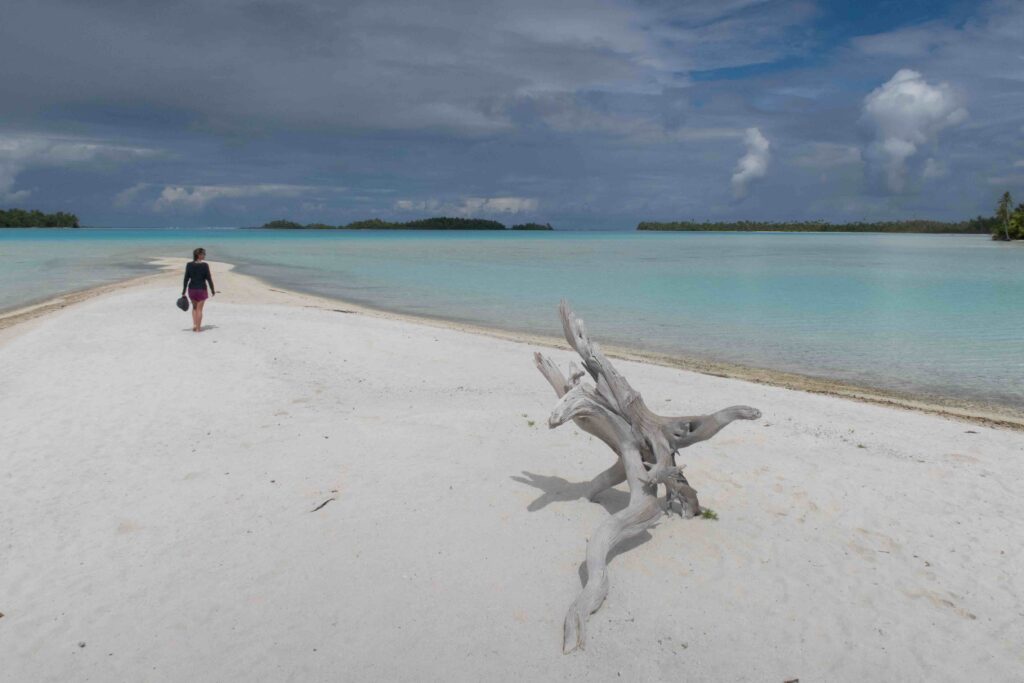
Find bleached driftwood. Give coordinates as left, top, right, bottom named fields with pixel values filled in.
left=534, top=301, right=761, bottom=653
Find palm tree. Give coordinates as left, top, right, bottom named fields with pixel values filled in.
left=997, top=191, right=1014, bottom=240
left=1011, top=203, right=1024, bottom=240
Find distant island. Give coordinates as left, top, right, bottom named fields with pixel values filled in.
left=637, top=218, right=996, bottom=234
left=510, top=222, right=553, bottom=230
left=261, top=216, right=553, bottom=230
left=639, top=192, right=1024, bottom=239
left=0, top=208, right=80, bottom=228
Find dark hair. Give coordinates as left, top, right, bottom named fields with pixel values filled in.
left=193, top=247, right=206, bottom=261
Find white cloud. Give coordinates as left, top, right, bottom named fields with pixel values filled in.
left=861, top=69, right=967, bottom=193
left=458, top=196, right=538, bottom=214
left=922, top=157, right=949, bottom=180
left=1014, top=160, right=1024, bottom=168
left=394, top=196, right=538, bottom=216
left=793, top=142, right=862, bottom=168
left=0, top=133, right=157, bottom=202
left=852, top=23, right=956, bottom=58
left=1, top=186, right=31, bottom=202
left=153, top=184, right=316, bottom=211
left=113, top=182, right=148, bottom=208
left=394, top=199, right=442, bottom=213
left=987, top=174, right=1024, bottom=186
left=526, top=93, right=742, bottom=144
left=730, top=127, right=771, bottom=199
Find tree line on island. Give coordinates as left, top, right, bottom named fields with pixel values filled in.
left=0, top=208, right=80, bottom=227
left=637, top=192, right=1023, bottom=239
left=637, top=217, right=998, bottom=234
left=261, top=217, right=554, bottom=230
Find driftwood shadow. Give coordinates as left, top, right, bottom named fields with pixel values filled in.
left=511, top=471, right=630, bottom=516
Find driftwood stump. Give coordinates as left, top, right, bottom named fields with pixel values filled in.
left=534, top=301, right=761, bottom=653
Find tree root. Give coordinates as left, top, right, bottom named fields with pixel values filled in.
left=563, top=493, right=662, bottom=652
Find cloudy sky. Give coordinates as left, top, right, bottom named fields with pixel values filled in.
left=1, top=0, right=1022, bottom=228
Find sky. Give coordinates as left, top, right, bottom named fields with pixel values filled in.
left=1, top=0, right=1022, bottom=229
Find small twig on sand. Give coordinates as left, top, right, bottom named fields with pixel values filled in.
left=310, top=497, right=337, bottom=512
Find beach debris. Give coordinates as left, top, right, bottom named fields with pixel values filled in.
left=310, top=497, right=336, bottom=512
left=534, top=301, right=761, bottom=653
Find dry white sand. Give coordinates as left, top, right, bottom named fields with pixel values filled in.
left=1, top=263, right=1022, bottom=682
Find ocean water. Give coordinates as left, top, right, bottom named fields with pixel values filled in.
left=2, top=228, right=1023, bottom=409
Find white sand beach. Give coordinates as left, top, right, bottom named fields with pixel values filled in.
left=2, top=262, right=1022, bottom=682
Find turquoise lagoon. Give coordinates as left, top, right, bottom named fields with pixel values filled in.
left=2, top=228, right=1023, bottom=410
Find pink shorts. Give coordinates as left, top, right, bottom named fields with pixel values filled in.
left=188, top=288, right=208, bottom=302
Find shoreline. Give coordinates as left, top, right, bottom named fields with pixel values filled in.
left=2, top=257, right=1023, bottom=430
left=0, top=269, right=170, bottom=343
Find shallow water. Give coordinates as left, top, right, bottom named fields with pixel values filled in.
left=2, top=228, right=1023, bottom=409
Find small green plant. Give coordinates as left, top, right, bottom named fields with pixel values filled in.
left=527, top=420, right=536, bottom=427
left=700, top=508, right=719, bottom=520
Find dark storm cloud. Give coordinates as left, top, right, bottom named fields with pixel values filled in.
left=6, top=0, right=820, bottom=132
left=0, top=0, right=1021, bottom=226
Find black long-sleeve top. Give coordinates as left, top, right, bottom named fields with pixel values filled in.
left=183, top=261, right=215, bottom=294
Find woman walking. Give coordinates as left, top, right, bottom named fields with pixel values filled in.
left=183, top=248, right=216, bottom=332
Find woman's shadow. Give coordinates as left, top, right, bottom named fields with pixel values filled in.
left=510, top=470, right=655, bottom=586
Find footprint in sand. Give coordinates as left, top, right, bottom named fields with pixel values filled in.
left=117, top=520, right=141, bottom=534
left=848, top=528, right=901, bottom=561
left=901, top=586, right=978, bottom=620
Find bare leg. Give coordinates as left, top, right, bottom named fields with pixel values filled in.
left=191, top=300, right=199, bottom=331
left=195, top=299, right=205, bottom=331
